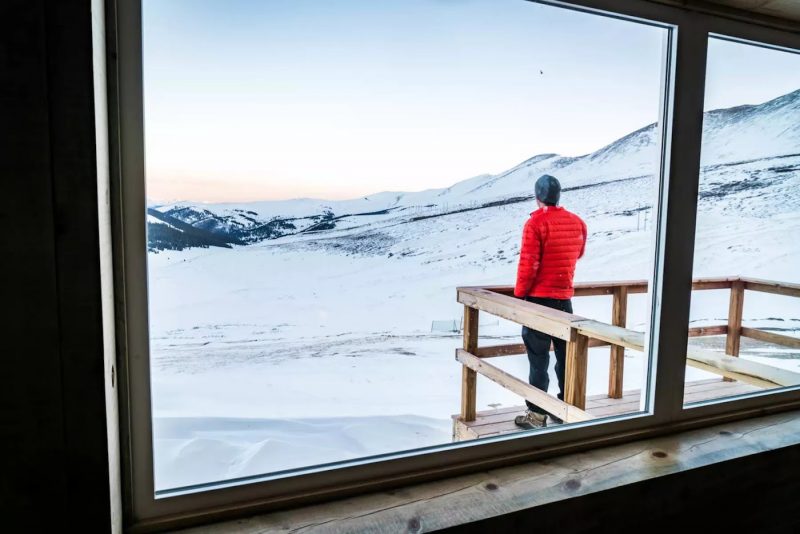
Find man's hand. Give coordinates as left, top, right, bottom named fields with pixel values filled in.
left=514, top=285, right=531, bottom=299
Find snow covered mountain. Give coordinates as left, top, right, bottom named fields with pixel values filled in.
left=148, top=88, right=800, bottom=251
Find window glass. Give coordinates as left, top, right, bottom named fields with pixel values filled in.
left=143, top=0, right=669, bottom=490
left=684, top=37, right=800, bottom=406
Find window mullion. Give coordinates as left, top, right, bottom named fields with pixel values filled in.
left=649, top=19, right=709, bottom=423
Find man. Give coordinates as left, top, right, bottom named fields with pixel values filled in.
left=514, top=174, right=587, bottom=429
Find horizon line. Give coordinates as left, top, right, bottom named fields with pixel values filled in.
left=146, top=87, right=800, bottom=206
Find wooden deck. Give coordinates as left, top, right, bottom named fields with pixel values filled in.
left=453, top=378, right=760, bottom=441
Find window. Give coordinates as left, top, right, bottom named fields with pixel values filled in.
left=110, top=0, right=800, bottom=528
left=141, top=0, right=672, bottom=492
left=684, top=36, right=800, bottom=406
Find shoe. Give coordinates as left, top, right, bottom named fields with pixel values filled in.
left=514, top=410, right=547, bottom=429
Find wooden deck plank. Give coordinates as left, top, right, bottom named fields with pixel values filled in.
left=684, top=383, right=761, bottom=404
left=453, top=379, right=762, bottom=441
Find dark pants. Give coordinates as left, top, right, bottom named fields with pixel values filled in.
left=521, top=297, right=573, bottom=415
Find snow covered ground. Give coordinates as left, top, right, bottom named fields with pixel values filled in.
left=147, top=91, right=800, bottom=491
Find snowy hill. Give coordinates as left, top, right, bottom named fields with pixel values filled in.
left=149, top=88, right=800, bottom=251
left=146, top=208, right=238, bottom=251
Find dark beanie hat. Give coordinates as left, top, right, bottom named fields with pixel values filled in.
left=535, top=174, right=561, bottom=205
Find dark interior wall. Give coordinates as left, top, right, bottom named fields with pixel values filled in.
left=0, top=0, right=111, bottom=530
left=0, top=1, right=798, bottom=533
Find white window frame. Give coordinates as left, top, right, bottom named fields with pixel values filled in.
left=109, top=0, right=800, bottom=528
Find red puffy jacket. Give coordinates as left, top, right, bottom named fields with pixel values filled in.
left=514, top=206, right=587, bottom=299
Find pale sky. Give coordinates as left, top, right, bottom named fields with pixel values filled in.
left=142, top=0, right=800, bottom=203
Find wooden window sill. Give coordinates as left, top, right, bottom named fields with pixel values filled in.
left=173, top=408, right=800, bottom=533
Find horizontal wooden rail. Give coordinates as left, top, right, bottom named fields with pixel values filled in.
left=686, top=346, right=800, bottom=388
left=575, top=323, right=800, bottom=388
left=477, top=277, right=800, bottom=299
left=475, top=344, right=527, bottom=358
left=457, top=288, right=578, bottom=341
left=474, top=326, right=729, bottom=359
left=475, top=339, right=609, bottom=358
left=456, top=349, right=594, bottom=423
left=470, top=277, right=741, bottom=299
left=570, top=323, right=800, bottom=388
left=469, top=316, right=799, bottom=390
left=572, top=320, right=643, bottom=351
left=741, top=327, right=800, bottom=350
left=742, top=277, right=800, bottom=299
left=689, top=325, right=728, bottom=337
left=573, top=282, right=647, bottom=297
left=475, top=324, right=732, bottom=358
left=692, top=279, right=741, bottom=291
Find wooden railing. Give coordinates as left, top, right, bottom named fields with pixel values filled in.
left=456, top=276, right=800, bottom=424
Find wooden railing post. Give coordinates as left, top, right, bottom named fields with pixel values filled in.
left=725, top=280, right=744, bottom=382
left=460, top=306, right=479, bottom=421
left=565, top=329, right=589, bottom=410
left=608, top=286, right=628, bottom=399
